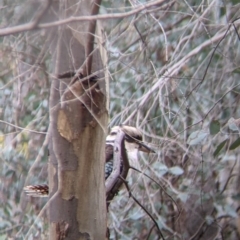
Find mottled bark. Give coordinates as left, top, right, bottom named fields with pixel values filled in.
left=47, top=1, right=108, bottom=239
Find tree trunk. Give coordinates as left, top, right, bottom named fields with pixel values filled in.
left=47, top=1, right=108, bottom=239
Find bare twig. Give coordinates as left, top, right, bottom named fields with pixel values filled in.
left=82, top=0, right=102, bottom=77
left=121, top=177, right=165, bottom=240
left=185, top=22, right=233, bottom=99
left=0, top=0, right=52, bottom=37
left=0, top=120, right=47, bottom=135
left=31, top=0, right=52, bottom=27
left=0, top=0, right=167, bottom=36
left=130, top=166, right=180, bottom=214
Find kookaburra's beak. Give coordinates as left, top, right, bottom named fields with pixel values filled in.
left=124, top=133, right=155, bottom=153
left=137, top=141, right=155, bottom=153
left=106, top=125, right=155, bottom=154
left=118, top=125, right=155, bottom=154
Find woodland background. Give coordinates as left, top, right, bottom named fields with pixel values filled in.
left=0, top=0, right=240, bottom=239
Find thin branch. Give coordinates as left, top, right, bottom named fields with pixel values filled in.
left=0, top=0, right=168, bottom=36
left=130, top=166, right=180, bottom=214
left=82, top=0, right=102, bottom=76
left=0, top=120, right=47, bottom=135
left=0, top=0, right=52, bottom=37
left=186, top=22, right=232, bottom=99
left=31, top=0, right=52, bottom=27
left=121, top=177, right=165, bottom=240
left=146, top=224, right=156, bottom=240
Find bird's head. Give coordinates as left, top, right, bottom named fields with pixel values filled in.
left=106, top=125, right=155, bottom=154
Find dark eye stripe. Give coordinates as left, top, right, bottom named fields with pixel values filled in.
left=124, top=134, right=142, bottom=143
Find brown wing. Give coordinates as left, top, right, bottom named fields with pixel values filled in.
left=105, top=144, right=113, bottom=163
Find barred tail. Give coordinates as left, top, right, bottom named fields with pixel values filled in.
left=24, top=184, right=49, bottom=197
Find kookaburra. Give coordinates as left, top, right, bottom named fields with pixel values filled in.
left=105, top=125, right=154, bottom=179
left=24, top=125, right=154, bottom=197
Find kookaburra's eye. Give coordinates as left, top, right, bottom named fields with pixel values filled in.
left=110, top=132, right=117, bottom=136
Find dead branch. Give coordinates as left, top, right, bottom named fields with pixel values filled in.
left=130, top=166, right=180, bottom=214
left=83, top=0, right=102, bottom=76
left=0, top=0, right=169, bottom=36
left=32, top=0, right=52, bottom=27
left=121, top=177, right=165, bottom=240
left=0, top=0, right=52, bottom=36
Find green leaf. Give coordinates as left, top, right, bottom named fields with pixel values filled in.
left=187, top=130, right=208, bottom=146
left=177, top=192, right=188, bottom=203
left=152, top=162, right=168, bottom=176
left=0, top=234, right=8, bottom=240
left=233, top=67, right=240, bottom=74
left=224, top=204, right=238, bottom=218
left=205, top=215, right=214, bottom=225
left=228, top=117, right=239, bottom=132
left=209, top=120, right=220, bottom=135
left=213, top=139, right=228, bottom=157
left=130, top=211, right=145, bottom=220
left=232, top=193, right=240, bottom=201
left=230, top=0, right=240, bottom=5
left=229, top=138, right=240, bottom=150
left=169, top=166, right=184, bottom=176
